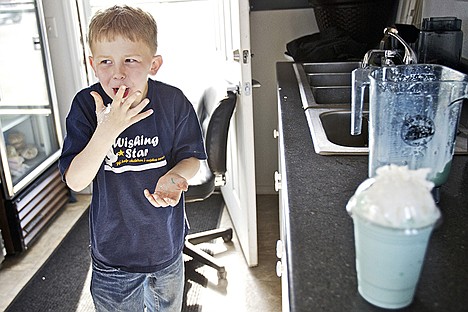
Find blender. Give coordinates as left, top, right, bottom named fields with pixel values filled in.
left=351, top=29, right=468, bottom=201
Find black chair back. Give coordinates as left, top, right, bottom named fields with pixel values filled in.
left=185, top=90, right=236, bottom=201
left=205, top=91, right=236, bottom=176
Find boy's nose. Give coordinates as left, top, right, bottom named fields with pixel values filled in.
left=113, top=65, right=126, bottom=80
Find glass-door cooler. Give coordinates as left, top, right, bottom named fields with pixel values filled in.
left=0, top=0, right=69, bottom=254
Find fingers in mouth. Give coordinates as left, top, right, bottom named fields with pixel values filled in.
left=113, top=87, right=130, bottom=98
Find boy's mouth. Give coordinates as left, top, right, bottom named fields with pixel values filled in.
left=113, top=87, right=130, bottom=98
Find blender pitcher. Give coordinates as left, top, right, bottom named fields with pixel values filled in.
left=351, top=64, right=468, bottom=187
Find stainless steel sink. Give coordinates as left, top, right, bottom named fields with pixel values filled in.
left=305, top=107, right=468, bottom=155
left=311, top=86, right=351, bottom=105
left=320, top=110, right=369, bottom=148
left=294, top=62, right=366, bottom=154
left=305, top=108, right=368, bottom=155
left=307, top=73, right=351, bottom=87
left=302, top=62, right=360, bottom=74
left=293, top=62, right=360, bottom=109
left=295, top=62, right=468, bottom=155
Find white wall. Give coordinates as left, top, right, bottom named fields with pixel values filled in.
left=422, top=0, right=468, bottom=59
left=250, top=8, right=318, bottom=194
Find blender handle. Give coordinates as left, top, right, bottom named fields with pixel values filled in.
left=351, top=68, right=371, bottom=135
left=448, top=84, right=468, bottom=107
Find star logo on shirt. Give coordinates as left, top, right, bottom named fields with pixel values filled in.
left=117, top=149, right=124, bottom=157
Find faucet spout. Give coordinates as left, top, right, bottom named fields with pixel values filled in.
left=381, top=27, right=418, bottom=65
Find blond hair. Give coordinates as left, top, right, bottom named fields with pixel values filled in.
left=88, top=5, right=158, bottom=54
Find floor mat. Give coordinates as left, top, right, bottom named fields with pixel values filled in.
left=6, top=209, right=91, bottom=312
left=185, top=192, right=224, bottom=235
left=6, top=193, right=225, bottom=312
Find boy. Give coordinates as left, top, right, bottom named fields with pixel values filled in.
left=58, top=5, right=206, bottom=312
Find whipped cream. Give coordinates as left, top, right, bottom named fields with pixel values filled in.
left=346, top=165, right=440, bottom=229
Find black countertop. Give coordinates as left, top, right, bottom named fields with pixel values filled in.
left=276, top=62, right=468, bottom=312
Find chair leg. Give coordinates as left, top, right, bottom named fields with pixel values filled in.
left=186, top=228, right=233, bottom=245
left=184, top=241, right=227, bottom=279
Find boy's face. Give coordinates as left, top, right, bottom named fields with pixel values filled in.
left=89, top=36, right=162, bottom=105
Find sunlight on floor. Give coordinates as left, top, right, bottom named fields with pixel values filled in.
left=190, top=207, right=282, bottom=312
left=76, top=264, right=94, bottom=312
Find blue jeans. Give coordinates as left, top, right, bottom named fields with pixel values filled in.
left=91, top=253, right=184, bottom=312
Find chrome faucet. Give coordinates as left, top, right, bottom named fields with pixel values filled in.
left=360, top=27, right=418, bottom=68
left=352, top=27, right=419, bottom=135
left=379, top=27, right=418, bottom=65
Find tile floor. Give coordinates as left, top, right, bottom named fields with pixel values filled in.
left=0, top=194, right=281, bottom=312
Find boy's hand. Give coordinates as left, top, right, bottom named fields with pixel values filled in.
left=91, top=85, right=153, bottom=135
left=144, top=173, right=189, bottom=207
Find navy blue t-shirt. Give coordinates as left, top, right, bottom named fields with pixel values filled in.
left=59, top=79, right=206, bottom=273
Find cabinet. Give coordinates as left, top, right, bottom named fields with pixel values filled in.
left=275, top=61, right=468, bottom=311
left=0, top=0, right=68, bottom=254
left=275, top=97, right=290, bottom=311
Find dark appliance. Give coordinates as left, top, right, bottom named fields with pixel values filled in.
left=0, top=0, right=69, bottom=254
left=286, top=0, right=401, bottom=63
left=417, top=17, right=463, bottom=69
left=309, top=0, right=401, bottom=50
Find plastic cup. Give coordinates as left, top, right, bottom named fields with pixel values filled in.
left=352, top=215, right=435, bottom=309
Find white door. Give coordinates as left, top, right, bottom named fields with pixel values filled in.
left=216, top=0, right=258, bottom=267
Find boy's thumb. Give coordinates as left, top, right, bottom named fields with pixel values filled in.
left=90, top=91, right=105, bottom=113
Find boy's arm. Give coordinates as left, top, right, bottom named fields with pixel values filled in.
left=144, top=157, right=201, bottom=207
left=65, top=86, right=152, bottom=192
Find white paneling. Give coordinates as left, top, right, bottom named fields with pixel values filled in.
left=250, top=8, right=317, bottom=194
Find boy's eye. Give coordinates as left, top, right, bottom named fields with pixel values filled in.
left=100, top=60, right=112, bottom=65
left=125, top=58, right=138, bottom=63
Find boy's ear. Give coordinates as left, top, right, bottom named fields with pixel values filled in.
left=89, top=56, right=97, bottom=75
left=150, top=55, right=163, bottom=75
